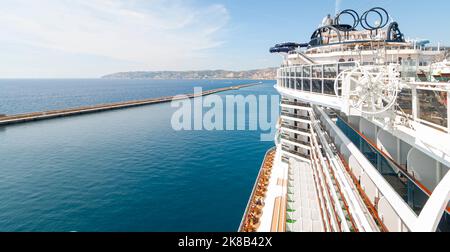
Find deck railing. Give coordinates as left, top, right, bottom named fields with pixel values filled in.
left=280, top=112, right=311, bottom=121
left=281, top=147, right=310, bottom=160
left=280, top=134, right=310, bottom=148
left=281, top=124, right=310, bottom=134
left=314, top=106, right=418, bottom=231
left=276, top=62, right=450, bottom=134
left=281, top=100, right=311, bottom=108
left=239, top=147, right=276, bottom=232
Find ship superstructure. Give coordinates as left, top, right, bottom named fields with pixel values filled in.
left=241, top=7, right=449, bottom=232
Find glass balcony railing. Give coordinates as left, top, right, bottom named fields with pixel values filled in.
left=281, top=146, right=310, bottom=160
left=277, top=63, right=450, bottom=134
left=277, top=62, right=357, bottom=97
left=417, top=89, right=448, bottom=129
left=280, top=134, right=310, bottom=147
left=280, top=112, right=311, bottom=121
left=334, top=115, right=450, bottom=232
left=281, top=100, right=311, bottom=108
left=281, top=124, right=310, bottom=134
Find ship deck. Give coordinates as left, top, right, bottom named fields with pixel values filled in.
left=257, top=147, right=288, bottom=232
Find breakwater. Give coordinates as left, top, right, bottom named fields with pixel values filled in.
left=0, top=83, right=258, bottom=126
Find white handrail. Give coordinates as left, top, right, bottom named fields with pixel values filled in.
left=315, top=106, right=418, bottom=230
left=312, top=115, right=377, bottom=231
left=414, top=171, right=450, bottom=232
left=238, top=147, right=276, bottom=231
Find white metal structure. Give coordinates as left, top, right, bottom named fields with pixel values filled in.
left=242, top=7, right=449, bottom=232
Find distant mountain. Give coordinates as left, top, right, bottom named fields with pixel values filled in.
left=102, top=68, right=277, bottom=80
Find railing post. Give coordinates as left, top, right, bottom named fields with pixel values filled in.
left=414, top=171, right=450, bottom=232
left=322, top=64, right=325, bottom=94
left=412, top=86, right=418, bottom=121
left=447, top=90, right=449, bottom=135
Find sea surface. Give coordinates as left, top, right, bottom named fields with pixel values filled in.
left=0, top=79, right=278, bottom=231
left=0, top=79, right=265, bottom=115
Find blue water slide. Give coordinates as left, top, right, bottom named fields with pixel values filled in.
left=270, top=47, right=293, bottom=53
left=274, top=42, right=309, bottom=48
left=270, top=42, right=309, bottom=53
left=416, top=40, right=430, bottom=47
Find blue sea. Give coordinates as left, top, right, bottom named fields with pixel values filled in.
left=0, top=79, right=270, bottom=115
left=0, top=79, right=277, bottom=232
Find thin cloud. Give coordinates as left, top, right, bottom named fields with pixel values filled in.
left=0, top=0, right=230, bottom=70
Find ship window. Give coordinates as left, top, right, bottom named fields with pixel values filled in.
left=339, top=58, right=346, bottom=63
left=312, top=79, right=322, bottom=93
left=295, top=67, right=302, bottom=77
left=337, top=80, right=342, bottom=96
left=397, top=89, right=413, bottom=117
left=295, top=78, right=302, bottom=90
left=312, top=66, right=322, bottom=78
left=290, top=78, right=295, bottom=89
left=303, top=66, right=311, bottom=78
left=418, top=89, right=448, bottom=128
left=324, top=64, right=337, bottom=79
left=290, top=68, right=296, bottom=78
left=338, top=62, right=355, bottom=74
left=303, top=79, right=311, bottom=92
left=323, top=80, right=335, bottom=95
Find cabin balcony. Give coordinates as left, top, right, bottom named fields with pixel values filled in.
left=281, top=100, right=312, bottom=111
left=280, top=112, right=311, bottom=124
left=281, top=146, right=311, bottom=163
left=280, top=134, right=311, bottom=150
left=281, top=123, right=311, bottom=137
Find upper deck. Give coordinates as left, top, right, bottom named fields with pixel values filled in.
left=271, top=8, right=447, bottom=66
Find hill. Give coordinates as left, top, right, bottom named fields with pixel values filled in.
left=102, top=68, right=277, bottom=80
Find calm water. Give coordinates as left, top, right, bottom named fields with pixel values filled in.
left=0, top=79, right=277, bottom=231
left=0, top=79, right=264, bottom=115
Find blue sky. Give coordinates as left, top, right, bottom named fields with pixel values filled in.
left=1, top=0, right=449, bottom=78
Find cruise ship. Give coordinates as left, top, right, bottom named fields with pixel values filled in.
left=240, top=7, right=450, bottom=232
